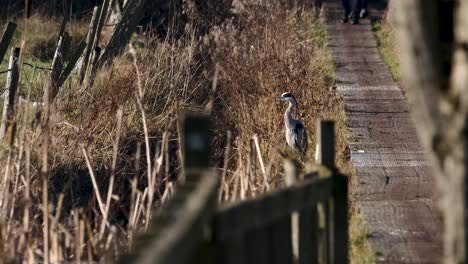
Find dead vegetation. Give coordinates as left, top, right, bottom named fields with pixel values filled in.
left=0, top=0, right=352, bottom=262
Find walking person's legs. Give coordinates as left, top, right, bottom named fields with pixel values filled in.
left=352, top=0, right=362, bottom=24
left=360, top=0, right=369, bottom=18
left=341, top=0, right=351, bottom=23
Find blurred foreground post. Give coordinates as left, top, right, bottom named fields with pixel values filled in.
left=316, top=120, right=348, bottom=264
left=394, top=1, right=468, bottom=262
left=120, top=112, right=219, bottom=264
left=182, top=112, right=211, bottom=179
left=0, top=47, right=20, bottom=143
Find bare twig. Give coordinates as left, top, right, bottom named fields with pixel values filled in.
left=129, top=43, right=154, bottom=230
left=81, top=146, right=106, bottom=217
left=253, top=135, right=270, bottom=191
left=219, top=131, right=232, bottom=202
left=99, top=108, right=123, bottom=240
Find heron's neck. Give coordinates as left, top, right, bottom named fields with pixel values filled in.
left=284, top=102, right=295, bottom=129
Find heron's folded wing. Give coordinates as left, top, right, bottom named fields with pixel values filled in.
left=293, top=122, right=308, bottom=153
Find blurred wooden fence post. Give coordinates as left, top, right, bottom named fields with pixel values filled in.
left=0, top=47, right=20, bottom=142
left=79, top=6, right=101, bottom=84
left=182, top=113, right=211, bottom=179
left=0, top=22, right=17, bottom=63
left=316, top=120, right=348, bottom=264
left=284, top=159, right=299, bottom=260
left=120, top=112, right=218, bottom=264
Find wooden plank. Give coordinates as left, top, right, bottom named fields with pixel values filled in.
left=245, top=227, right=271, bottom=264
left=299, top=205, right=319, bottom=264
left=269, top=216, right=293, bottom=264
left=216, top=234, right=246, bottom=264
left=322, top=201, right=331, bottom=264
left=214, top=176, right=331, bottom=240
left=0, top=22, right=16, bottom=63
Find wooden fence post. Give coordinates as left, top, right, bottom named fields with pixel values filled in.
left=119, top=112, right=217, bottom=264
left=316, top=120, right=348, bottom=264
left=0, top=22, right=17, bottom=63
left=97, top=0, right=149, bottom=68
left=57, top=41, right=86, bottom=88
left=93, top=0, right=112, bottom=53
left=47, top=33, right=69, bottom=102
left=0, top=47, right=20, bottom=143
left=87, top=46, right=102, bottom=86
left=79, top=6, right=101, bottom=84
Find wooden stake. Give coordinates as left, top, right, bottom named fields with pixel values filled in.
left=79, top=6, right=101, bottom=84
left=0, top=47, right=20, bottom=142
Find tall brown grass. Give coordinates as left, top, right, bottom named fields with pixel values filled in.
left=0, top=1, right=349, bottom=262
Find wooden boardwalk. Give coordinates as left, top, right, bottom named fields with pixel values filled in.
left=323, top=1, right=442, bottom=263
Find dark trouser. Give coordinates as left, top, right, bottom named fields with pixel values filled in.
left=342, top=0, right=367, bottom=17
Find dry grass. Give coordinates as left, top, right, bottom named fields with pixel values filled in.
left=0, top=1, right=352, bottom=262
left=350, top=206, right=375, bottom=264
left=373, top=21, right=400, bottom=83
left=208, top=2, right=350, bottom=200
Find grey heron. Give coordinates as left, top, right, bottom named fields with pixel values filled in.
left=277, top=92, right=308, bottom=154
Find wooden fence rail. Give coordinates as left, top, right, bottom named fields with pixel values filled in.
left=122, top=114, right=349, bottom=264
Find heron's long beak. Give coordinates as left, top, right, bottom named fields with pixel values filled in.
left=276, top=97, right=284, bottom=101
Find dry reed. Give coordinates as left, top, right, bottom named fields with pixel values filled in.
left=0, top=1, right=349, bottom=262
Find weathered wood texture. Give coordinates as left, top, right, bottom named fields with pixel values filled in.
left=79, top=6, right=101, bottom=84
left=393, top=0, right=468, bottom=263
left=214, top=175, right=331, bottom=239
left=0, top=47, right=20, bottom=142
left=124, top=166, right=343, bottom=264
left=0, top=22, right=16, bottom=63
left=93, top=0, right=112, bottom=51
left=121, top=170, right=220, bottom=264
left=123, top=115, right=348, bottom=264
left=57, top=41, right=86, bottom=88
left=47, top=33, right=68, bottom=102
left=323, top=0, right=442, bottom=262
left=97, top=0, right=148, bottom=68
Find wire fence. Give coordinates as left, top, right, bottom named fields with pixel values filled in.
left=0, top=61, right=65, bottom=75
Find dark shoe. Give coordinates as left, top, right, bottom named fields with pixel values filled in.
left=341, top=16, right=349, bottom=23
left=352, top=17, right=359, bottom=25
left=360, top=9, right=369, bottom=19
